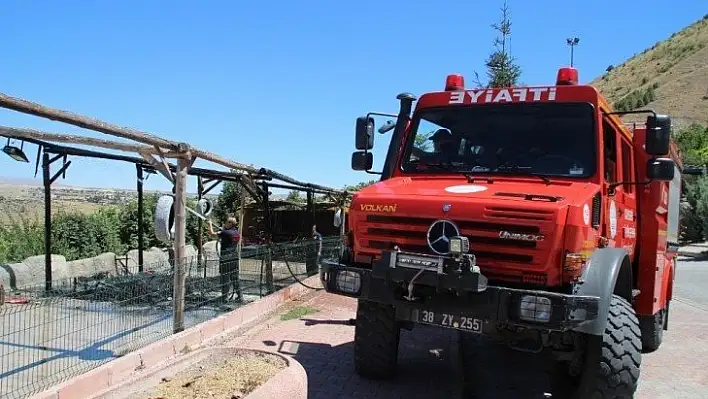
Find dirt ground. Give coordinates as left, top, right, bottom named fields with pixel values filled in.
left=145, top=350, right=285, bottom=399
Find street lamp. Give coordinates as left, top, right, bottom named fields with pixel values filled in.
left=2, top=137, right=30, bottom=162
left=566, top=37, right=580, bottom=67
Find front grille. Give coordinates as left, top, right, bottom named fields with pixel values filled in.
left=360, top=207, right=554, bottom=266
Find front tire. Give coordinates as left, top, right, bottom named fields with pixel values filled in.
left=556, top=295, right=642, bottom=398
left=353, top=300, right=400, bottom=379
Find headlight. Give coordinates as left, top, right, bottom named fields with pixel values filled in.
left=449, top=236, right=470, bottom=255
left=519, top=295, right=552, bottom=323
left=335, top=270, right=361, bottom=294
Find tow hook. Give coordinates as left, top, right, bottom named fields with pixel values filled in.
left=404, top=269, right=425, bottom=301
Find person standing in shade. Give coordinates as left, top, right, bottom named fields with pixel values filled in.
left=313, top=224, right=323, bottom=260
left=208, top=217, right=243, bottom=302
left=306, top=224, right=323, bottom=275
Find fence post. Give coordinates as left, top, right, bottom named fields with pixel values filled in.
left=172, top=155, right=190, bottom=334
left=265, top=245, right=274, bottom=294
left=136, top=165, right=144, bottom=272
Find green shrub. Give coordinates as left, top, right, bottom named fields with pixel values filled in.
left=0, top=215, right=44, bottom=263
left=0, top=192, right=208, bottom=263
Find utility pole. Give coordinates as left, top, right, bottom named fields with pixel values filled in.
left=566, top=37, right=580, bottom=67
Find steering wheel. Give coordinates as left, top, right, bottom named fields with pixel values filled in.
left=531, top=153, right=578, bottom=174
left=534, top=154, right=576, bottom=164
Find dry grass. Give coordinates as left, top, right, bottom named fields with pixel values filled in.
left=0, top=199, right=104, bottom=224
left=590, top=15, right=708, bottom=128
left=148, top=351, right=286, bottom=399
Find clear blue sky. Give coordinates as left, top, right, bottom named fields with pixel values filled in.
left=0, top=0, right=705, bottom=194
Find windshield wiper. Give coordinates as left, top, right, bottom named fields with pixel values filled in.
left=494, top=165, right=552, bottom=185
left=418, top=162, right=494, bottom=183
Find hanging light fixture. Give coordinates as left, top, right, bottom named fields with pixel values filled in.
left=2, top=138, right=30, bottom=162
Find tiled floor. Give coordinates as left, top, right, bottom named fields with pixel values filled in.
left=223, top=291, right=708, bottom=398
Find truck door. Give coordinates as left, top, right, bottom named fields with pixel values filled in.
left=602, top=118, right=637, bottom=258
left=617, top=134, right=638, bottom=259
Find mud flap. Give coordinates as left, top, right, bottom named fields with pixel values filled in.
left=570, top=248, right=632, bottom=336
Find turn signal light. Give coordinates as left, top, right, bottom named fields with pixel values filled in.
left=563, top=252, right=588, bottom=282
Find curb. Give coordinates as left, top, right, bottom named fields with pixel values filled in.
left=677, top=250, right=708, bottom=257
left=30, top=275, right=322, bottom=399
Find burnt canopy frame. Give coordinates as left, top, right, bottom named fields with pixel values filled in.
left=0, top=91, right=349, bottom=335
left=1, top=136, right=349, bottom=289
left=0, top=138, right=239, bottom=285
left=0, top=90, right=348, bottom=300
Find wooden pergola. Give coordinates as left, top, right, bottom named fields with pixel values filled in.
left=0, top=92, right=352, bottom=332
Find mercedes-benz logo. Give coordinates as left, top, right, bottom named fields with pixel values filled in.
left=426, top=219, right=461, bottom=255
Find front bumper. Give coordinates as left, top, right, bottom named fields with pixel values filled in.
left=320, top=250, right=600, bottom=332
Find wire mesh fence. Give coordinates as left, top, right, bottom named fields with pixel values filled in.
left=0, top=236, right=343, bottom=399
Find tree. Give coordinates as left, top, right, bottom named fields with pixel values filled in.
left=344, top=180, right=377, bottom=192
left=414, top=131, right=434, bottom=152
left=286, top=190, right=304, bottom=203
left=674, top=123, right=708, bottom=242
left=214, top=180, right=245, bottom=224
left=118, top=193, right=161, bottom=251
left=674, top=123, right=708, bottom=167
left=477, top=0, right=522, bottom=88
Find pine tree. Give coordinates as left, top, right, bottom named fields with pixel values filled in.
left=481, top=0, right=522, bottom=88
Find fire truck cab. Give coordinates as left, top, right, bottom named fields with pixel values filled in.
left=321, top=67, right=681, bottom=397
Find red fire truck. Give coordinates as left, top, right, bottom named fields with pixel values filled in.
left=321, top=67, right=683, bottom=397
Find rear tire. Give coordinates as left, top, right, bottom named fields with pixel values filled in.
left=553, top=295, right=642, bottom=398
left=639, top=307, right=666, bottom=353
left=353, top=300, right=400, bottom=380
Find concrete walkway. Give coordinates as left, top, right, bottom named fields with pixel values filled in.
left=222, top=290, right=708, bottom=399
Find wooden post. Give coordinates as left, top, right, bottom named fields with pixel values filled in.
left=42, top=152, right=53, bottom=291
left=236, top=181, right=246, bottom=260
left=172, top=154, right=190, bottom=334
left=339, top=206, right=346, bottom=257
left=196, top=176, right=204, bottom=272
left=136, top=165, right=145, bottom=272
left=262, top=182, right=274, bottom=293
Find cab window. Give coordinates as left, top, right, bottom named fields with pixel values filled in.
left=621, top=138, right=634, bottom=193
left=602, top=118, right=618, bottom=184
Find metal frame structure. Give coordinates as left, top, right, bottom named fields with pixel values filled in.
left=0, top=91, right=350, bottom=332
left=1, top=136, right=346, bottom=289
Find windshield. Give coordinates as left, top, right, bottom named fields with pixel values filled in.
left=400, top=102, right=597, bottom=178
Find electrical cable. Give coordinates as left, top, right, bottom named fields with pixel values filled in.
left=269, top=240, right=326, bottom=291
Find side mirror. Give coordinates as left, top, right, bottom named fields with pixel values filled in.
left=355, top=116, right=375, bottom=150
left=333, top=208, right=343, bottom=228
left=647, top=157, right=675, bottom=181
left=351, top=151, right=373, bottom=171
left=645, top=114, right=671, bottom=155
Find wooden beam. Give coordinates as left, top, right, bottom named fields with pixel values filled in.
left=0, top=93, right=179, bottom=150
left=172, top=155, right=190, bottom=334
left=0, top=92, right=346, bottom=193
left=138, top=151, right=175, bottom=183
left=0, top=126, right=174, bottom=156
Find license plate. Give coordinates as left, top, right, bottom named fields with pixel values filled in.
left=416, top=309, right=483, bottom=333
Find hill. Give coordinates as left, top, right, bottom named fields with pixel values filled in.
left=590, top=15, right=708, bottom=128
left=0, top=178, right=219, bottom=225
